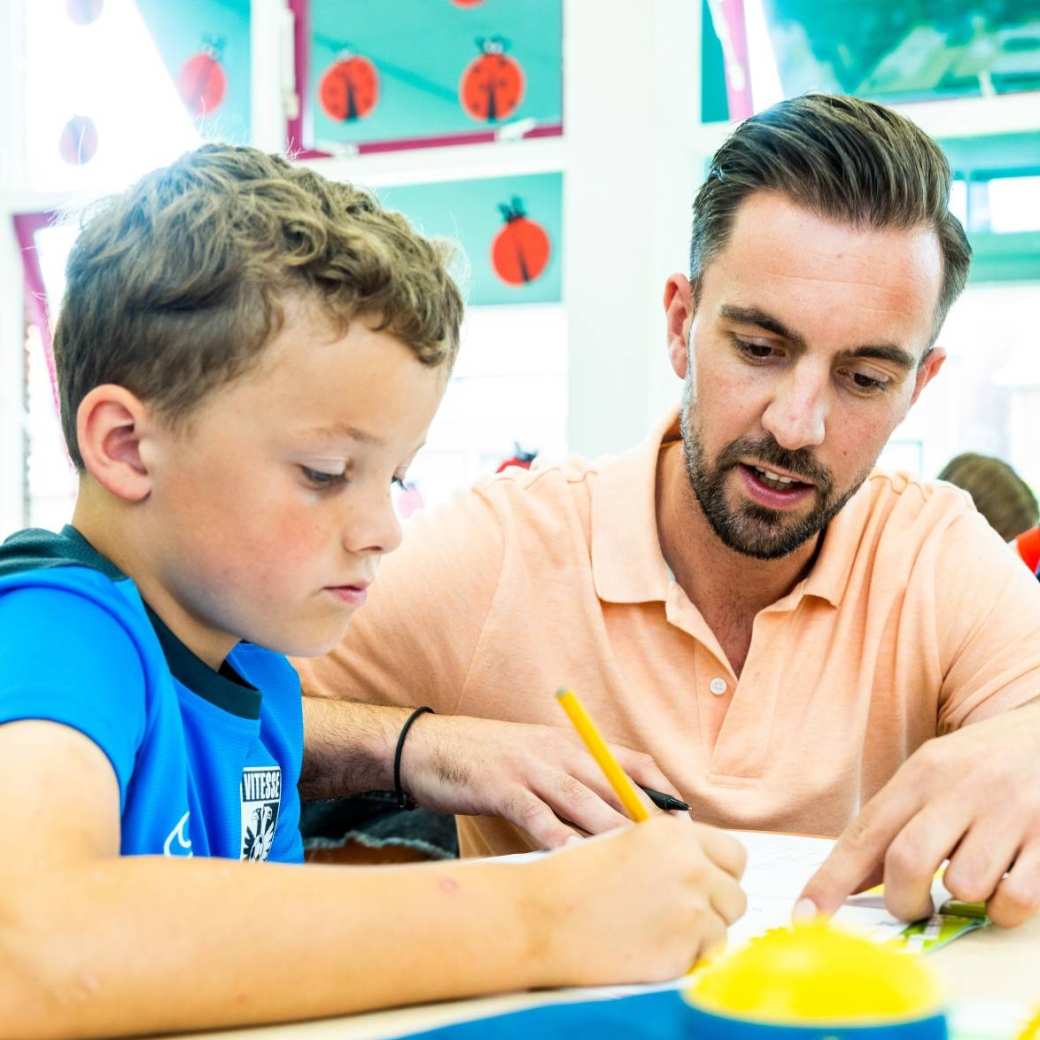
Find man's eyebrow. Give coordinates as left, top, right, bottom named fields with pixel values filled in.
left=720, top=304, right=916, bottom=370
left=834, top=344, right=917, bottom=371
left=720, top=305, right=806, bottom=349
left=304, top=423, right=384, bottom=447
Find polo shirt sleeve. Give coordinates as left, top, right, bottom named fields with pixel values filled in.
left=295, top=485, right=506, bottom=715
left=935, top=511, right=1040, bottom=732
left=0, top=584, right=148, bottom=805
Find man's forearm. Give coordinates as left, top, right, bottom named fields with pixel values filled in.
left=299, top=696, right=412, bottom=799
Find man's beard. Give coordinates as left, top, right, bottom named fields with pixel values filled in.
left=679, top=403, right=868, bottom=561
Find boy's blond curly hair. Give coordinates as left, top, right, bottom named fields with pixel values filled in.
left=55, top=144, right=463, bottom=468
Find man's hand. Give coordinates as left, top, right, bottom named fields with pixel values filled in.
left=799, top=701, right=1040, bottom=927
left=401, top=712, right=684, bottom=848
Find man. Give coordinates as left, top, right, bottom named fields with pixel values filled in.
left=298, top=95, right=1040, bottom=928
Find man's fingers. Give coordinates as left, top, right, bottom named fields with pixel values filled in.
left=534, top=772, right=632, bottom=836
left=851, top=863, right=885, bottom=896
left=987, top=843, right=1040, bottom=928
left=944, top=817, right=1022, bottom=905
left=611, top=745, right=684, bottom=801
left=881, top=804, right=967, bottom=922
left=798, top=780, right=927, bottom=915
left=567, top=762, right=657, bottom=821
left=500, top=788, right=583, bottom=849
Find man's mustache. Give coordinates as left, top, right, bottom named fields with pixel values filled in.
left=716, top=437, right=833, bottom=491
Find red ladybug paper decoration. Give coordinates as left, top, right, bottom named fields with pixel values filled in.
left=460, top=36, right=525, bottom=123
left=319, top=54, right=380, bottom=122
left=491, top=198, right=550, bottom=285
left=178, top=39, right=227, bottom=117
left=495, top=446, right=538, bottom=473
left=59, top=115, right=98, bottom=165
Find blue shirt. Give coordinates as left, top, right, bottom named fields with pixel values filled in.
left=0, top=526, right=303, bottom=862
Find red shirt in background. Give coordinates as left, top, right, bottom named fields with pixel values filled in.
left=1016, top=526, right=1040, bottom=574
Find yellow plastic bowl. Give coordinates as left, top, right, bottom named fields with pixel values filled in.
left=1019, top=1010, right=1040, bottom=1040
left=682, top=920, right=947, bottom=1039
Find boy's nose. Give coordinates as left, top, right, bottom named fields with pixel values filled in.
left=343, top=493, right=402, bottom=557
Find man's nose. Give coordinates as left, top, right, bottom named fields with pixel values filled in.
left=760, top=363, right=828, bottom=451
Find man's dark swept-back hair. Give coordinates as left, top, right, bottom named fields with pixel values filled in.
left=690, top=94, right=971, bottom=339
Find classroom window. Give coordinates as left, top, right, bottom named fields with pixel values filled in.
left=24, top=0, right=200, bottom=192
left=880, top=281, right=1040, bottom=494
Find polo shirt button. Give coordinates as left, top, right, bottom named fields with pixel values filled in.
left=709, top=677, right=728, bottom=696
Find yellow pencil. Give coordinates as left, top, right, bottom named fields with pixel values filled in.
left=555, top=687, right=651, bottom=823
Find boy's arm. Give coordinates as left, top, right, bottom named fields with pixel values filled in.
left=1, top=719, right=747, bottom=1040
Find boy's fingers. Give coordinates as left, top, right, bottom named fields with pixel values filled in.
left=693, top=913, right=729, bottom=964
left=709, top=874, right=748, bottom=925
left=696, top=825, right=747, bottom=880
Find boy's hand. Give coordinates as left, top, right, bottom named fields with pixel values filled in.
left=402, top=713, right=683, bottom=848
left=529, top=815, right=747, bottom=986
left=799, top=700, right=1040, bottom=926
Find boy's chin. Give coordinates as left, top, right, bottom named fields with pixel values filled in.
left=271, top=618, right=355, bottom=660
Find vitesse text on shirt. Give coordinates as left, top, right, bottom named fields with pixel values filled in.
left=240, top=765, right=282, bottom=861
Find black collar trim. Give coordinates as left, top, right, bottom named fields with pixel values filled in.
left=62, top=527, right=261, bottom=721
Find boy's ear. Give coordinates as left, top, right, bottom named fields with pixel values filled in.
left=663, top=274, right=695, bottom=380
left=76, top=385, right=156, bottom=503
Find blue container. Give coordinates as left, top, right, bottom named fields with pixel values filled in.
left=680, top=1001, right=948, bottom=1039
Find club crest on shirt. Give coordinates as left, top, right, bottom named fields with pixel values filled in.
left=240, top=765, right=281, bottom=861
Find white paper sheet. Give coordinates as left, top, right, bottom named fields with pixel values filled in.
left=727, top=829, right=958, bottom=950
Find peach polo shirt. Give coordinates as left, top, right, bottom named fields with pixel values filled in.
left=297, top=412, right=1040, bottom=857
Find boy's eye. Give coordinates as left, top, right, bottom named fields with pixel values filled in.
left=301, top=466, right=347, bottom=488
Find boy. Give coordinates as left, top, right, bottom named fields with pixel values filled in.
left=0, top=145, right=746, bottom=1038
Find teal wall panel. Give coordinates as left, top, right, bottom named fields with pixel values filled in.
left=379, top=172, right=563, bottom=306
left=137, top=0, right=251, bottom=143
left=307, top=0, right=562, bottom=149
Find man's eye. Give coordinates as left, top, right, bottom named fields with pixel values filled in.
left=735, top=337, right=777, bottom=360
left=846, top=371, right=889, bottom=394
left=301, top=466, right=347, bottom=488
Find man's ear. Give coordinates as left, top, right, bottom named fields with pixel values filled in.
left=76, top=385, right=156, bottom=503
left=663, top=273, right=695, bottom=380
left=909, top=345, right=946, bottom=406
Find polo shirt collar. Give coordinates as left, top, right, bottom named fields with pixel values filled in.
left=590, top=411, right=679, bottom=604
left=796, top=481, right=867, bottom=608
left=589, top=409, right=861, bottom=609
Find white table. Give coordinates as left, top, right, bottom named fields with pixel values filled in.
left=174, top=914, right=1040, bottom=1040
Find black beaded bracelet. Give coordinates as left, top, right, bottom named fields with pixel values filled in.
left=393, top=706, right=434, bottom=810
